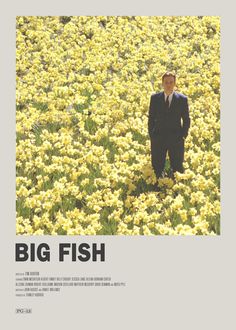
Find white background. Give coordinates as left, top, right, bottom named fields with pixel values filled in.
left=1, top=1, right=235, bottom=329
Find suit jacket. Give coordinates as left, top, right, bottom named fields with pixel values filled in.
left=148, top=91, right=190, bottom=142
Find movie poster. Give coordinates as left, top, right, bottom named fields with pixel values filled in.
left=1, top=1, right=235, bottom=329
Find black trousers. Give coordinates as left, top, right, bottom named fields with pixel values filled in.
left=150, top=136, right=185, bottom=178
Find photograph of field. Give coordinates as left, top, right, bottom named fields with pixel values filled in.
left=16, top=16, right=220, bottom=235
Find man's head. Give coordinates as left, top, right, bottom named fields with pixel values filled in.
left=162, top=71, right=176, bottom=95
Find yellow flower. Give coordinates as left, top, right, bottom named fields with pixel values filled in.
left=16, top=16, right=220, bottom=236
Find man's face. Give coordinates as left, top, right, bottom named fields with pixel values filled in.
left=162, top=76, right=176, bottom=94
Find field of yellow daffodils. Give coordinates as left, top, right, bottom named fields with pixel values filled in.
left=16, top=16, right=220, bottom=235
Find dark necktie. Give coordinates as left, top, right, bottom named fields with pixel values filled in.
left=165, top=95, right=170, bottom=109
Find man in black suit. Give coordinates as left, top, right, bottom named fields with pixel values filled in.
left=148, top=72, right=190, bottom=190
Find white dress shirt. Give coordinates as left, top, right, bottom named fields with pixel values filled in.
left=164, top=91, right=174, bottom=107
